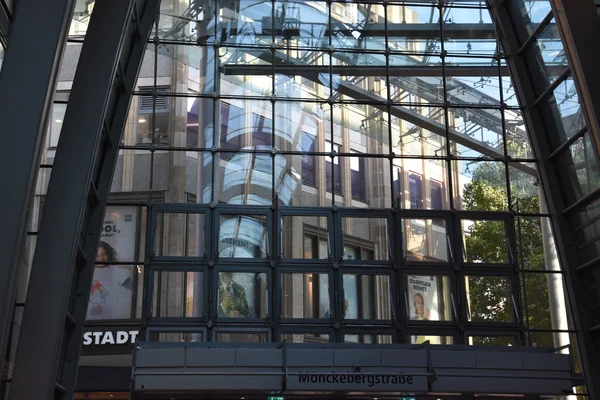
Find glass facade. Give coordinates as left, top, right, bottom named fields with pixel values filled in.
left=9, top=0, right=596, bottom=395
left=36, top=0, right=575, bottom=348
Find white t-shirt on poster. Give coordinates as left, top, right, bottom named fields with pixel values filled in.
left=87, top=266, right=132, bottom=320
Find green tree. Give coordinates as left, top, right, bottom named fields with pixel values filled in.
left=463, top=158, right=553, bottom=346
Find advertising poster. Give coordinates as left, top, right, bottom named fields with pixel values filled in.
left=407, top=275, right=439, bottom=321
left=87, top=206, right=138, bottom=321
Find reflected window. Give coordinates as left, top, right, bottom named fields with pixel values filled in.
left=430, top=180, right=443, bottom=210
left=393, top=167, right=402, bottom=202
left=282, top=273, right=329, bottom=319
left=282, top=333, right=329, bottom=343
left=137, top=86, right=170, bottom=146
left=342, top=217, right=387, bottom=261
left=149, top=331, right=203, bottom=343
left=325, top=141, right=342, bottom=194
left=217, top=272, right=268, bottom=318
left=404, top=219, right=448, bottom=262
left=409, top=173, right=423, bottom=209
left=282, top=217, right=328, bottom=259
left=303, top=231, right=329, bottom=259
left=154, top=212, right=205, bottom=257
left=220, top=102, right=243, bottom=157
left=300, top=132, right=316, bottom=187
left=350, top=153, right=366, bottom=201
left=344, top=334, right=392, bottom=344
left=252, top=113, right=272, bottom=146
left=343, top=274, right=391, bottom=320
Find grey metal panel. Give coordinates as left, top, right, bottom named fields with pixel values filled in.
left=380, top=349, right=428, bottom=368
left=0, top=0, right=75, bottom=385
left=333, top=349, right=381, bottom=366
left=135, top=375, right=282, bottom=392
left=430, top=350, right=477, bottom=368
left=186, top=348, right=236, bottom=367
left=475, top=351, right=524, bottom=370
left=523, top=352, right=571, bottom=371
left=287, top=348, right=333, bottom=366
left=236, top=348, right=282, bottom=367
left=432, top=376, right=572, bottom=395
left=136, top=348, right=186, bottom=367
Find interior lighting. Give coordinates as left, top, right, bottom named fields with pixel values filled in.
left=138, top=118, right=147, bottom=123
left=55, top=119, right=62, bottom=123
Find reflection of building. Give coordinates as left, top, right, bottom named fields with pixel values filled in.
left=2, top=0, right=599, bottom=398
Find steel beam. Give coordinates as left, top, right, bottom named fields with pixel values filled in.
left=550, top=0, right=600, bottom=160
left=488, top=0, right=600, bottom=397
left=7, top=0, right=159, bottom=398
left=0, top=0, right=10, bottom=49
left=0, top=0, right=75, bottom=388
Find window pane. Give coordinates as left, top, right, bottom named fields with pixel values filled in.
left=342, top=217, right=389, bottom=261
left=152, top=271, right=203, bottom=318
left=404, top=219, right=448, bottom=262
left=282, top=333, right=329, bottom=344
left=463, top=219, right=509, bottom=264
left=215, top=333, right=267, bottom=343
left=406, top=275, right=452, bottom=321
left=523, top=272, right=570, bottom=330
left=344, top=334, right=392, bottom=344
left=281, top=216, right=328, bottom=259
left=154, top=212, right=205, bottom=257
left=87, top=265, right=135, bottom=320
left=282, top=273, right=329, bottom=319
left=469, top=335, right=517, bottom=346
left=217, top=272, right=268, bottom=318
left=466, top=276, right=514, bottom=323
left=343, top=274, right=391, bottom=320
left=149, top=332, right=203, bottom=343
left=218, top=215, right=267, bottom=258
left=409, top=173, right=423, bottom=209
left=410, top=335, right=454, bottom=345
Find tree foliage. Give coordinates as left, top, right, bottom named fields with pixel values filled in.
left=463, top=159, right=553, bottom=347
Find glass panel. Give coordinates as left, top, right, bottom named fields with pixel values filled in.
left=154, top=212, right=205, bottom=257
left=343, top=274, right=391, bottom=320
left=509, top=163, right=541, bottom=213
left=331, top=3, right=386, bottom=51
left=273, top=1, right=329, bottom=49
left=406, top=275, right=452, bottom=321
left=152, top=271, right=203, bottom=318
left=149, top=332, right=203, bottom=343
left=550, top=77, right=586, bottom=140
left=217, top=152, right=273, bottom=204
left=410, top=335, right=454, bottom=345
left=218, top=0, right=271, bottom=47
left=523, top=272, right=571, bottom=330
left=404, top=219, right=448, bottom=262
left=218, top=215, right=267, bottom=258
left=344, top=334, right=392, bottom=344
left=215, top=333, right=268, bottom=343
left=447, top=67, right=502, bottom=105
left=275, top=54, right=332, bottom=100
left=468, top=335, right=517, bottom=346
left=100, top=206, right=141, bottom=263
left=516, top=217, right=548, bottom=271
left=391, top=107, right=447, bottom=158
left=186, top=97, right=214, bottom=148
left=342, top=217, right=389, bottom=261
left=282, top=273, right=329, bottom=319
left=386, top=4, right=441, bottom=53
left=217, top=272, right=268, bottom=318
left=219, top=48, right=272, bottom=97
left=559, top=133, right=600, bottom=200
left=456, top=161, right=509, bottom=212
left=466, top=275, right=514, bottom=323
left=526, top=19, right=568, bottom=84
left=281, top=216, right=328, bottom=259
left=111, top=149, right=152, bottom=192
left=218, top=100, right=272, bottom=150
left=281, top=333, right=330, bottom=344
left=463, top=219, right=509, bottom=264
left=87, top=265, right=135, bottom=320
left=449, top=109, right=504, bottom=159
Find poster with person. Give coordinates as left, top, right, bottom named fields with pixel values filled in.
left=87, top=206, right=138, bottom=321
left=407, top=275, right=439, bottom=321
